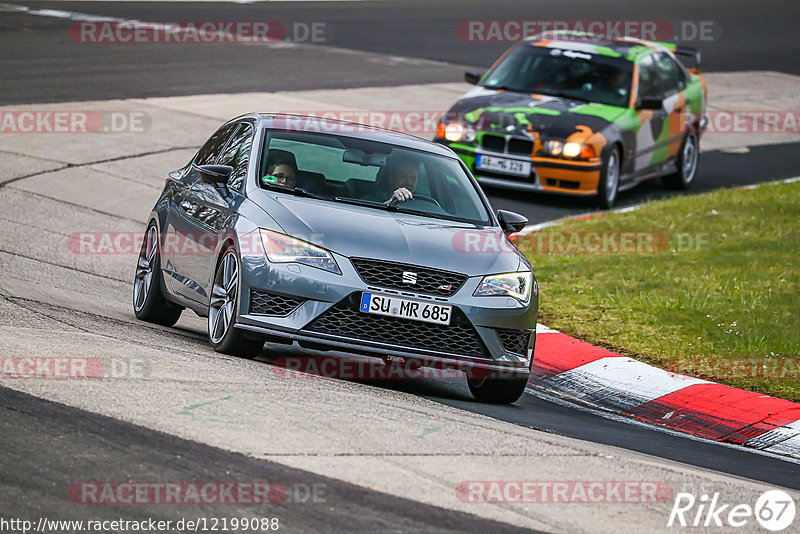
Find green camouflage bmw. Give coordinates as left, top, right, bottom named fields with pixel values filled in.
left=435, top=31, right=709, bottom=208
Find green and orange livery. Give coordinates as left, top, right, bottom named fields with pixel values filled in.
left=435, top=31, right=708, bottom=208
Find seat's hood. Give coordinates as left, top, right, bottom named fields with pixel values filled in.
left=249, top=191, right=526, bottom=277
left=449, top=86, right=627, bottom=139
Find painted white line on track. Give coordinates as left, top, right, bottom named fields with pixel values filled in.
left=3, top=3, right=451, bottom=67
left=517, top=175, right=800, bottom=236
left=524, top=386, right=800, bottom=465
left=746, top=420, right=800, bottom=450
left=540, top=356, right=709, bottom=412
left=535, top=323, right=558, bottom=334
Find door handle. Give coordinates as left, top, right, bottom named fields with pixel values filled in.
left=180, top=201, right=192, bottom=211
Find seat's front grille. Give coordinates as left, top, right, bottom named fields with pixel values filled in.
left=249, top=289, right=305, bottom=317
left=303, top=295, right=489, bottom=359
left=351, top=258, right=467, bottom=297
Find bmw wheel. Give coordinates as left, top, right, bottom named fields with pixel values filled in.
left=208, top=247, right=263, bottom=358
left=595, top=147, right=620, bottom=209
left=662, top=133, right=699, bottom=190
left=133, top=223, right=183, bottom=326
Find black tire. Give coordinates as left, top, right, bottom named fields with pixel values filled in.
left=467, top=371, right=530, bottom=404
left=133, top=223, right=183, bottom=327
left=662, top=133, right=699, bottom=190
left=594, top=146, right=621, bottom=209
left=208, top=246, right=264, bottom=358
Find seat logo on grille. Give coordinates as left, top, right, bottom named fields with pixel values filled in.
left=401, top=271, right=417, bottom=285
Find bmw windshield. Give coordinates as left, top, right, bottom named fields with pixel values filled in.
left=481, top=45, right=633, bottom=107
left=259, top=131, right=493, bottom=226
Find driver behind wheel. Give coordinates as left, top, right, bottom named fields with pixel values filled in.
left=381, top=160, right=419, bottom=205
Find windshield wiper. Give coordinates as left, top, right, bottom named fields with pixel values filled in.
left=333, top=197, right=398, bottom=211
left=262, top=183, right=328, bottom=200
left=290, top=187, right=329, bottom=200
left=484, top=84, right=525, bottom=93
left=535, top=89, right=591, bottom=103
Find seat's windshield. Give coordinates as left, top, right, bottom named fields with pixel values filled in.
left=259, top=131, right=492, bottom=225
left=482, top=45, right=633, bottom=107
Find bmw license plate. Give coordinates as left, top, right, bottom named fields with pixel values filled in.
left=360, top=292, right=451, bottom=325
left=476, top=154, right=531, bottom=177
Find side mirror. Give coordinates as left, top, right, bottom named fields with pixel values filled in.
left=637, top=97, right=663, bottom=110
left=464, top=71, right=482, bottom=85
left=195, top=164, right=232, bottom=196
left=674, top=45, right=702, bottom=74
left=497, top=209, right=528, bottom=235
left=196, top=164, right=232, bottom=184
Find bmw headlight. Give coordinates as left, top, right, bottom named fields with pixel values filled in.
left=543, top=140, right=594, bottom=159
left=259, top=229, right=341, bottom=274
left=562, top=142, right=582, bottom=158
left=441, top=122, right=476, bottom=143
left=544, top=140, right=563, bottom=157
left=474, top=271, right=533, bottom=302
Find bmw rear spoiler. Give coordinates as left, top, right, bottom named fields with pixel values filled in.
left=673, top=46, right=702, bottom=74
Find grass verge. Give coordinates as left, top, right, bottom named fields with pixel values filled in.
left=516, top=180, right=800, bottom=401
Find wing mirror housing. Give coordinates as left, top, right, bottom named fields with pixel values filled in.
left=497, top=209, right=528, bottom=235
left=464, top=71, right=482, bottom=85
left=637, top=97, right=663, bottom=110
left=196, top=164, right=233, bottom=196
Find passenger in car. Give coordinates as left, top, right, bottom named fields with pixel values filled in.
left=263, top=160, right=297, bottom=188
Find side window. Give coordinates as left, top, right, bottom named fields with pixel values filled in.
left=637, top=55, right=662, bottom=102
left=654, top=53, right=687, bottom=95
left=194, top=123, right=238, bottom=167
left=217, top=123, right=254, bottom=191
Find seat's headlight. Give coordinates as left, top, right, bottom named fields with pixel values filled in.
left=259, top=229, right=341, bottom=274
left=474, top=271, right=532, bottom=302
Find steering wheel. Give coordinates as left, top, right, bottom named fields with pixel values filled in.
left=407, top=194, right=442, bottom=209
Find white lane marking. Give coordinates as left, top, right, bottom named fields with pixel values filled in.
left=746, top=420, right=800, bottom=450
left=539, top=356, right=708, bottom=412
left=535, top=323, right=559, bottom=334
left=2, top=3, right=451, bottom=66
left=516, top=205, right=642, bottom=236
left=517, top=175, right=800, bottom=236
left=524, top=386, right=800, bottom=464
left=762, top=433, right=800, bottom=460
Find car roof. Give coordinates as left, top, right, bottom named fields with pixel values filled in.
left=228, top=113, right=457, bottom=159
left=522, top=30, right=675, bottom=62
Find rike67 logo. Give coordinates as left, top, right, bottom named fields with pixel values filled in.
left=668, top=490, right=796, bottom=531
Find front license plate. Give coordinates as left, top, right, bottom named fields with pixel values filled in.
left=476, top=154, right=532, bottom=177
left=360, top=293, right=452, bottom=325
